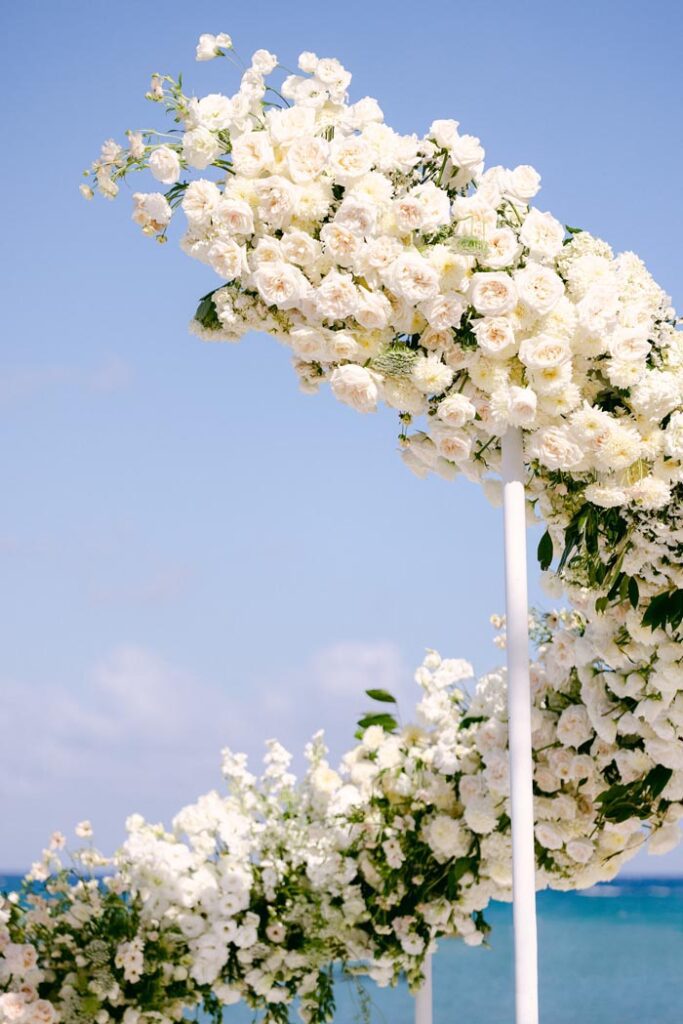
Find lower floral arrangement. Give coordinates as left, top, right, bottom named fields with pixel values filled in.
left=2, top=613, right=681, bottom=1024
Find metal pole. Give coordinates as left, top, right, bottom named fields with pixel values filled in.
left=414, top=951, right=433, bottom=1024
left=501, top=428, right=539, bottom=1024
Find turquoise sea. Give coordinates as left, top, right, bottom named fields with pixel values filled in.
left=2, top=876, right=682, bottom=1023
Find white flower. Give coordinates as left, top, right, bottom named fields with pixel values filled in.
left=231, top=132, right=275, bottom=177
left=515, top=263, right=564, bottom=315
left=131, top=192, right=172, bottom=233
left=566, top=839, right=594, bottom=864
left=182, top=179, right=221, bottom=229
left=196, top=33, right=232, bottom=61
left=75, top=820, right=93, bottom=839
left=188, top=94, right=233, bottom=131
left=251, top=49, right=278, bottom=74
left=528, top=427, right=583, bottom=471
left=384, top=252, right=439, bottom=304
left=315, top=270, right=358, bottom=321
left=436, top=393, right=476, bottom=428
left=422, top=815, right=468, bottom=861
left=472, top=317, right=517, bottom=359
left=252, top=261, right=310, bottom=309
left=149, top=146, right=181, bottom=185
left=506, top=165, right=541, bottom=202
left=519, top=333, right=572, bottom=370
left=213, top=198, right=254, bottom=236
left=411, top=355, right=454, bottom=395
left=469, top=273, right=518, bottom=316
left=330, top=365, right=380, bottom=413
left=480, top=228, right=521, bottom=270
left=508, top=386, right=537, bottom=427
left=255, top=176, right=297, bottom=229
left=329, top=137, right=374, bottom=183
left=183, top=127, right=222, bottom=170
left=208, top=240, right=246, bottom=280
left=429, top=119, right=460, bottom=150
left=519, top=209, right=565, bottom=261
left=286, top=136, right=329, bottom=183
left=556, top=705, right=593, bottom=748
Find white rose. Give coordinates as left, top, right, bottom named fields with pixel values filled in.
left=286, top=136, right=329, bottom=182
left=514, top=263, right=564, bottom=315
left=251, top=48, right=278, bottom=74
left=355, top=289, right=392, bottom=329
left=182, top=179, right=221, bottom=228
left=506, top=164, right=541, bottom=202
left=252, top=261, right=310, bottom=310
left=207, top=239, right=246, bottom=280
left=255, top=175, right=297, bottom=229
left=182, top=126, right=222, bottom=170
left=231, top=131, right=275, bottom=177
left=469, top=272, right=518, bottom=316
left=131, top=192, right=172, bottom=233
left=556, top=705, right=593, bottom=748
left=519, top=209, right=565, bottom=261
left=528, top=427, right=584, bottom=471
left=212, top=198, right=254, bottom=236
left=188, top=93, right=233, bottom=131
left=280, top=229, right=321, bottom=267
left=330, top=365, right=380, bottom=413
left=320, top=221, right=362, bottom=266
left=266, top=105, right=316, bottom=144
left=472, top=316, right=517, bottom=359
left=535, top=822, right=563, bottom=849
left=420, top=293, right=464, bottom=330
left=149, top=145, right=181, bottom=185
left=315, top=270, right=359, bottom=321
left=385, top=252, right=439, bottom=304
left=422, top=814, right=469, bottom=861
left=329, top=137, right=374, bottom=183
left=450, top=133, right=484, bottom=169
left=508, top=386, right=538, bottom=427
left=436, top=393, right=476, bottom=427
left=519, top=333, right=572, bottom=370
left=480, top=227, right=521, bottom=269
left=627, top=476, right=671, bottom=510
left=429, top=118, right=460, bottom=149
left=567, top=839, right=595, bottom=864
left=430, top=424, right=472, bottom=463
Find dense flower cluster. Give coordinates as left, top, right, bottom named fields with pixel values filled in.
left=0, top=831, right=203, bottom=1024
left=56, top=26, right=683, bottom=1022
left=4, top=615, right=681, bottom=1023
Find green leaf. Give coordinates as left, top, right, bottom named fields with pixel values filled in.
left=537, top=530, right=553, bottom=571
left=644, top=765, right=673, bottom=800
left=365, top=688, right=397, bottom=704
left=628, top=576, right=640, bottom=609
left=356, top=712, right=398, bottom=732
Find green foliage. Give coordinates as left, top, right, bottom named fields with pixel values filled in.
left=597, top=765, right=673, bottom=822
left=642, top=588, right=683, bottom=634
left=365, top=688, right=397, bottom=704
left=356, top=712, right=398, bottom=732
left=537, top=530, right=553, bottom=571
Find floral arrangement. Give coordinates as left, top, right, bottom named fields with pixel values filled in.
left=3, top=614, right=681, bottom=1023
left=6, top=26, right=679, bottom=1024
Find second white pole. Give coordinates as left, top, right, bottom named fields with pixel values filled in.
left=501, top=428, right=539, bottom=1024
left=414, top=951, right=433, bottom=1024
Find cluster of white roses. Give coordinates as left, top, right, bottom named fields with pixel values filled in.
left=69, top=27, right=683, bottom=1020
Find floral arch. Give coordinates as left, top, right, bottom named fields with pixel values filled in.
left=2, top=31, right=683, bottom=1024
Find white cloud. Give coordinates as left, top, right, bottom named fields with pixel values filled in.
left=0, top=356, right=132, bottom=408
left=0, top=639, right=408, bottom=868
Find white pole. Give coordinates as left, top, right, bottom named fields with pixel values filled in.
left=414, top=951, right=433, bottom=1024
left=501, top=428, right=539, bottom=1024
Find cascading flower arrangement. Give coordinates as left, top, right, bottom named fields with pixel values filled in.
left=3, top=616, right=682, bottom=1024
left=4, top=25, right=680, bottom=1024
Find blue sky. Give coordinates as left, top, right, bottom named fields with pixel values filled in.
left=1, top=0, right=682, bottom=873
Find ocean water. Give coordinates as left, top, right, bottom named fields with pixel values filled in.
left=2, top=876, right=681, bottom=1023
